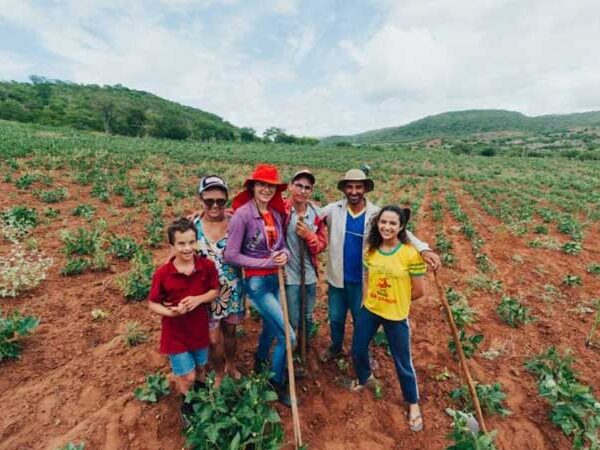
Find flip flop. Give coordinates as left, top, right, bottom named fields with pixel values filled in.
left=408, top=412, right=423, bottom=432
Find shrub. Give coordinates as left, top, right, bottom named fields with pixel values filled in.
left=108, top=236, right=140, bottom=260
left=0, top=245, right=53, bottom=298
left=36, top=187, right=68, bottom=203
left=1, top=206, right=38, bottom=242
left=71, top=204, right=96, bottom=220
left=134, top=373, right=170, bottom=403
left=184, top=373, right=284, bottom=449
left=0, top=309, right=40, bottom=361
left=117, top=250, right=154, bottom=301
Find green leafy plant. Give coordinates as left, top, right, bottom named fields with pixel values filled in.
left=117, top=250, right=154, bottom=301
left=450, top=383, right=511, bottom=417
left=562, top=241, right=582, bottom=256
left=61, top=221, right=108, bottom=275
left=15, top=173, right=38, bottom=190
left=1, top=206, right=38, bottom=242
left=123, top=321, right=148, bottom=347
left=56, top=443, right=85, bottom=450
left=108, top=236, right=140, bottom=260
left=145, top=203, right=165, bottom=247
left=36, top=187, right=68, bottom=203
left=525, top=347, right=600, bottom=450
left=587, top=263, right=600, bottom=276
left=0, top=309, right=40, bottom=361
left=563, top=274, right=582, bottom=287
left=445, top=408, right=497, bottom=450
left=497, top=296, right=535, bottom=327
left=184, top=373, right=284, bottom=449
left=448, top=331, right=483, bottom=360
left=134, top=372, right=170, bottom=403
left=71, top=204, right=96, bottom=220
left=451, top=300, right=478, bottom=330
left=44, top=207, right=60, bottom=219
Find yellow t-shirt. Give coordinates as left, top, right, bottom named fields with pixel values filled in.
left=363, top=243, right=427, bottom=321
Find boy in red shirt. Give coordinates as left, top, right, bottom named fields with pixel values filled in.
left=148, top=217, right=219, bottom=425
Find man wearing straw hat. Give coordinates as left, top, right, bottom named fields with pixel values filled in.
left=319, top=169, right=440, bottom=362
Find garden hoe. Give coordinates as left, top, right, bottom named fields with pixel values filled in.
left=278, top=267, right=303, bottom=449
left=433, top=270, right=488, bottom=435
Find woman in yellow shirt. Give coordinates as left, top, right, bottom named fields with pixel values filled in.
left=351, top=205, right=427, bottom=432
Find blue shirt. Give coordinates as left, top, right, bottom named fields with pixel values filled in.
left=343, top=210, right=366, bottom=283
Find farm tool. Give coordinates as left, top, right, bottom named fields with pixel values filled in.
left=433, top=270, right=488, bottom=434
left=299, top=216, right=308, bottom=367
left=278, top=267, right=303, bottom=449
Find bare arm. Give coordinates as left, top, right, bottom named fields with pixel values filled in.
left=410, top=276, right=425, bottom=301
left=148, top=300, right=182, bottom=317
left=179, top=288, right=219, bottom=311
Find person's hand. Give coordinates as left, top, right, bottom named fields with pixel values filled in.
left=272, top=251, right=288, bottom=267
left=179, top=296, right=200, bottom=311
left=186, top=210, right=202, bottom=221
left=168, top=303, right=187, bottom=316
left=295, top=221, right=310, bottom=239
left=421, top=250, right=441, bottom=271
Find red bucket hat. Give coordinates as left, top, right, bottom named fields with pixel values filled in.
left=232, top=164, right=288, bottom=213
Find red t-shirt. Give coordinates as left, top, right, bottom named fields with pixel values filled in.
left=245, top=210, right=279, bottom=278
left=148, top=255, right=219, bottom=354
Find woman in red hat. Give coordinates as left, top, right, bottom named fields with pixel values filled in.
left=224, top=164, right=294, bottom=406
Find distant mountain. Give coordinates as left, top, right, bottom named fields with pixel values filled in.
left=0, top=78, right=242, bottom=141
left=322, top=109, right=600, bottom=145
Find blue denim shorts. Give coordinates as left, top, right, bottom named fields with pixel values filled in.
left=168, top=347, right=208, bottom=376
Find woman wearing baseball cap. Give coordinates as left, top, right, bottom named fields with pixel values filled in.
left=224, top=164, right=294, bottom=406
left=194, top=175, right=245, bottom=386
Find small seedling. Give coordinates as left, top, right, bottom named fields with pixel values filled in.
left=448, top=330, right=483, bottom=360
left=123, top=321, right=148, bottom=347
left=497, top=296, right=534, bottom=328
left=91, top=309, right=109, bottom=321
left=563, top=274, right=582, bottom=287
left=134, top=372, right=170, bottom=403
left=56, top=443, right=85, bottom=450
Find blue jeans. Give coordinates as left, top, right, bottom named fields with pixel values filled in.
left=351, top=307, right=419, bottom=404
left=285, top=283, right=316, bottom=336
left=327, top=282, right=363, bottom=354
left=245, top=274, right=296, bottom=384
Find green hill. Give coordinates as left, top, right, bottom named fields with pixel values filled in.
left=322, top=109, right=600, bottom=145
left=0, top=77, right=242, bottom=141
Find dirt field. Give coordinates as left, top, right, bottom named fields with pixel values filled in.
left=1, top=167, right=599, bottom=450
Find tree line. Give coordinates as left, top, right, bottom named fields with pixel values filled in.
left=0, top=77, right=317, bottom=145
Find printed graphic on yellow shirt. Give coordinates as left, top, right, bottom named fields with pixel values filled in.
left=373, top=276, right=394, bottom=304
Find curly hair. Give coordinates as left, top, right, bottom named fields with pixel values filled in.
left=167, top=217, right=198, bottom=245
left=366, top=205, right=411, bottom=252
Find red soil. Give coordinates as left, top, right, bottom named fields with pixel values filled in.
left=1, top=173, right=599, bottom=450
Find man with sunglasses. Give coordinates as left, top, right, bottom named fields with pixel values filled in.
left=195, top=175, right=244, bottom=384
left=283, top=170, right=327, bottom=370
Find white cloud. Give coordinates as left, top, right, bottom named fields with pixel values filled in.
left=0, top=51, right=30, bottom=79
left=341, top=25, right=451, bottom=102
left=272, top=0, right=299, bottom=16
left=1, top=0, right=600, bottom=136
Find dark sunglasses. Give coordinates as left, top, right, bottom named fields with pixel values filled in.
left=293, top=183, right=313, bottom=192
left=203, top=198, right=227, bottom=208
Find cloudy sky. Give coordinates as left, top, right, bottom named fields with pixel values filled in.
left=1, top=0, right=599, bottom=136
